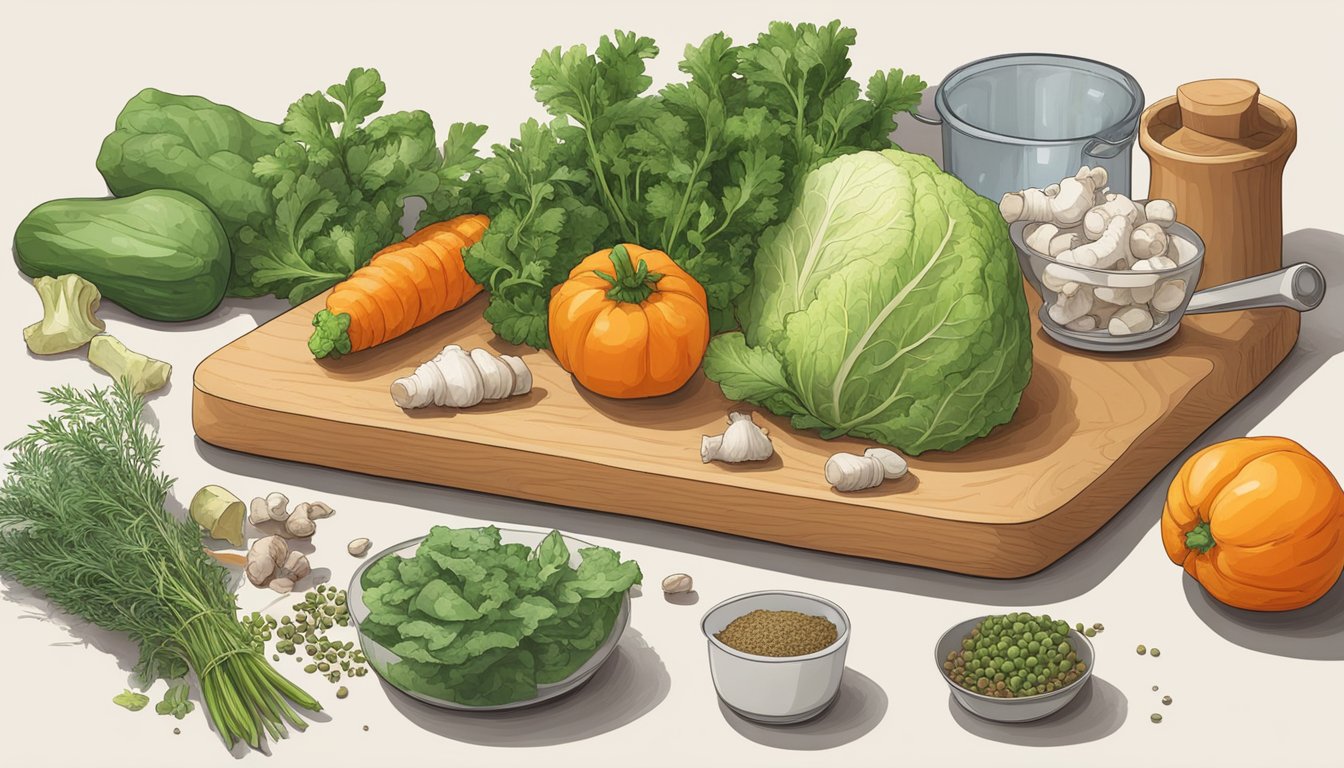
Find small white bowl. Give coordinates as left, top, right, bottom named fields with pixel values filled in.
left=701, top=590, right=850, bottom=724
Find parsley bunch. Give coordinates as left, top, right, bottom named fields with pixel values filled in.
left=426, top=20, right=925, bottom=348
left=236, top=68, right=481, bottom=304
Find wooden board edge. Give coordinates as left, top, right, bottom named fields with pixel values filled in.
left=193, top=381, right=1083, bottom=578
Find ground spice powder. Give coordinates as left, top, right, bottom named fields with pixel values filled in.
left=715, top=609, right=838, bottom=657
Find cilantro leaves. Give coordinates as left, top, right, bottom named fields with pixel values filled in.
left=425, top=20, right=925, bottom=348
left=236, top=68, right=480, bottom=304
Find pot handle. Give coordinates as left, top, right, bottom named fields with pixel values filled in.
left=1082, top=128, right=1137, bottom=160
left=910, top=108, right=943, bottom=126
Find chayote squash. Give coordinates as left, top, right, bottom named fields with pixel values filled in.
left=95, top=87, right=284, bottom=290
left=14, top=190, right=230, bottom=321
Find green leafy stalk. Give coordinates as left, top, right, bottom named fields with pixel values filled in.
left=0, top=382, right=320, bottom=749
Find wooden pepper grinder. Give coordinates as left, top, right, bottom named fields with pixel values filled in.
left=1139, top=79, right=1297, bottom=290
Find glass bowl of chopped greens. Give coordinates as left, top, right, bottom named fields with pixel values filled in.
left=935, top=613, right=1095, bottom=723
left=347, top=525, right=640, bottom=711
left=701, top=590, right=851, bottom=725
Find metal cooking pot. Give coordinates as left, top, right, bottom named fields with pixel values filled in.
left=915, top=53, right=1144, bottom=203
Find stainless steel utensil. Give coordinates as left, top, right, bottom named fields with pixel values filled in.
left=1185, top=262, right=1324, bottom=314
left=914, top=53, right=1145, bottom=202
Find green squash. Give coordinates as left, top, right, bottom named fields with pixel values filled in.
left=14, top=190, right=230, bottom=321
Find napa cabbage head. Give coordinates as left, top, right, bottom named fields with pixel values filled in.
left=703, top=149, right=1031, bottom=454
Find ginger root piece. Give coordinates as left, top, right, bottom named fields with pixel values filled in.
left=88, top=334, right=170, bottom=395
left=1000, top=166, right=1107, bottom=226
left=189, top=485, right=246, bottom=547
left=391, top=344, right=532, bottom=409
left=23, top=274, right=106, bottom=355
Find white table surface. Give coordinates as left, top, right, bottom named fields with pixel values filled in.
left=3, top=1, right=1342, bottom=766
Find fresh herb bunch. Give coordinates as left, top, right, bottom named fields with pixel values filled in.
left=236, top=68, right=482, bottom=304
left=0, top=382, right=320, bottom=749
left=425, top=20, right=926, bottom=348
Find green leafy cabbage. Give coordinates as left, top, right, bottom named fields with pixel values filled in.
left=359, top=526, right=641, bottom=707
left=704, top=149, right=1032, bottom=454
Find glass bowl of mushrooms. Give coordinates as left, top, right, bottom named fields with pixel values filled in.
left=1004, top=169, right=1205, bottom=352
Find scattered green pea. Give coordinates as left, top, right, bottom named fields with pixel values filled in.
left=1151, top=713, right=1163, bottom=723
left=1136, top=645, right=1147, bottom=655
left=336, top=686, right=349, bottom=699
left=1084, top=627, right=1096, bottom=637
left=1162, top=695, right=1172, bottom=705
left=1150, top=648, right=1161, bottom=657
left=304, top=664, right=317, bottom=674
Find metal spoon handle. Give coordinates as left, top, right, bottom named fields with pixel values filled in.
left=1184, top=263, right=1326, bottom=315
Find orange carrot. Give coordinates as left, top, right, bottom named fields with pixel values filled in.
left=308, top=214, right=488, bottom=358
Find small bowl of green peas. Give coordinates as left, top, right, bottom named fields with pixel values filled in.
left=935, top=613, right=1095, bottom=723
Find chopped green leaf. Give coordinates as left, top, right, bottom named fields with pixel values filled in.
left=113, top=689, right=150, bottom=712
left=156, top=682, right=195, bottom=720
left=361, top=526, right=640, bottom=706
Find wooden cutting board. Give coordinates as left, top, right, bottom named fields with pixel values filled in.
left=193, top=292, right=1299, bottom=578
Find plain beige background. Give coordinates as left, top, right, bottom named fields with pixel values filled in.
left=1, top=1, right=1342, bottom=766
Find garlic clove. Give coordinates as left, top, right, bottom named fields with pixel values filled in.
left=439, top=346, right=484, bottom=408
left=471, top=347, right=510, bottom=400
left=503, top=355, right=533, bottom=396
left=661, top=573, right=694, bottom=594
left=265, top=492, right=290, bottom=521
left=702, top=412, right=773, bottom=463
